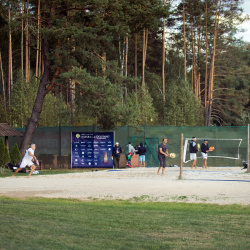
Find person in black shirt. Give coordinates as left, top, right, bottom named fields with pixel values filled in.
left=201, top=139, right=209, bottom=169
left=157, top=138, right=170, bottom=175
left=112, top=142, right=122, bottom=168
left=189, top=137, right=199, bottom=170
left=138, top=142, right=146, bottom=167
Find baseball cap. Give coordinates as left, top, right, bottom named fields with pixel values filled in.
left=115, top=142, right=119, bottom=145
left=204, top=139, right=209, bottom=141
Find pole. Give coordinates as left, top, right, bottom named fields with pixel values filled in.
left=180, top=133, right=183, bottom=179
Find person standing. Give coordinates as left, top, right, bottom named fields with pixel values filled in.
left=125, top=141, right=135, bottom=161
left=138, top=142, right=146, bottom=167
left=201, top=139, right=209, bottom=169
left=157, top=138, right=170, bottom=175
left=112, top=142, right=122, bottom=168
left=127, top=152, right=132, bottom=168
left=189, top=137, right=199, bottom=170
left=12, top=144, right=37, bottom=178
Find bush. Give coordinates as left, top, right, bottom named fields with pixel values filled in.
left=10, top=143, right=22, bottom=165
left=0, top=138, right=10, bottom=173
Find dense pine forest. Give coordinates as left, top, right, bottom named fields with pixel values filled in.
left=0, top=1, right=249, bottom=140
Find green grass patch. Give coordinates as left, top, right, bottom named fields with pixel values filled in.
left=0, top=168, right=95, bottom=178
left=0, top=197, right=249, bottom=249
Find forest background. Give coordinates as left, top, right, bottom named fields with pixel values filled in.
left=0, top=0, right=249, bottom=154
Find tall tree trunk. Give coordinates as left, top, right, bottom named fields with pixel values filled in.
left=134, top=33, right=137, bottom=91
left=206, top=0, right=220, bottom=126
left=0, top=51, right=7, bottom=122
left=20, top=38, right=50, bottom=155
left=119, top=36, right=125, bottom=76
left=21, top=0, right=24, bottom=75
left=25, top=0, right=30, bottom=82
left=182, top=0, right=187, bottom=83
left=125, top=36, right=128, bottom=77
left=70, top=79, right=75, bottom=125
left=204, top=0, right=209, bottom=125
left=101, top=52, right=106, bottom=84
left=35, top=0, right=41, bottom=81
left=191, top=24, right=197, bottom=96
left=141, top=28, right=148, bottom=90
left=8, top=1, right=12, bottom=107
left=162, top=0, right=166, bottom=106
left=197, top=16, right=202, bottom=101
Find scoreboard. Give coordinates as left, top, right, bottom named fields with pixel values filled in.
left=71, top=132, right=114, bottom=168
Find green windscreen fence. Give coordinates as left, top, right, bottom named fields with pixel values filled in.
left=9, top=125, right=248, bottom=167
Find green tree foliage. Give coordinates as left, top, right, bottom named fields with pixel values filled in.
left=119, top=87, right=158, bottom=126
left=10, top=143, right=21, bottom=165
left=0, top=137, right=10, bottom=173
left=164, top=80, right=204, bottom=126
left=0, top=0, right=249, bottom=136
left=10, top=72, right=70, bottom=127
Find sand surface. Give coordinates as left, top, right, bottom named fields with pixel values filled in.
left=1, top=167, right=250, bottom=205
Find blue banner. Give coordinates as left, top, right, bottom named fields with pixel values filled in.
left=71, top=132, right=114, bottom=168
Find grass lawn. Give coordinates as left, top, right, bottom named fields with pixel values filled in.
left=0, top=168, right=94, bottom=178
left=0, top=197, right=249, bottom=249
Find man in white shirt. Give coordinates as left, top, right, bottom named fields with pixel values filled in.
left=12, top=144, right=37, bottom=178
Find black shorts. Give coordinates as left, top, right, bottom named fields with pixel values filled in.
left=158, top=155, right=166, bottom=168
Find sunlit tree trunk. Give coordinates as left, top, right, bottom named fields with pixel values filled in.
left=142, top=28, right=148, bottom=90
left=0, top=51, right=7, bottom=122
left=191, top=24, right=197, bottom=96
left=21, top=0, right=24, bottom=75
left=197, top=16, right=202, bottom=101
left=70, top=79, right=75, bottom=125
left=119, top=36, right=125, bottom=76
left=35, top=0, right=41, bottom=81
left=204, top=0, right=209, bottom=125
left=134, top=33, right=137, bottom=91
left=182, top=0, right=187, bottom=83
left=206, top=0, right=220, bottom=126
left=125, top=36, right=128, bottom=77
left=25, top=0, right=30, bottom=82
left=162, top=0, right=166, bottom=106
left=8, top=1, right=12, bottom=105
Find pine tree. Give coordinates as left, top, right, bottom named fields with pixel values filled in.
left=10, top=143, right=22, bottom=165
left=0, top=137, right=10, bottom=173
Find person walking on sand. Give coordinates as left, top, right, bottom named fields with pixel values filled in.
left=12, top=144, right=37, bottom=178
left=201, top=139, right=209, bottom=169
left=189, top=137, right=199, bottom=170
left=157, top=138, right=170, bottom=175
left=138, top=142, right=146, bottom=167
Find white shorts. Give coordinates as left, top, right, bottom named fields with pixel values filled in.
left=190, top=153, right=197, bottom=160
left=201, top=152, right=208, bottom=159
left=20, top=159, right=34, bottom=169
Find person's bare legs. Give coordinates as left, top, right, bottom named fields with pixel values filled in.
left=203, top=159, right=207, bottom=169
left=11, top=167, right=22, bottom=177
left=162, top=167, right=165, bottom=175
left=157, top=166, right=162, bottom=174
left=191, top=159, right=197, bottom=170
left=142, top=161, right=145, bottom=167
left=28, top=165, right=36, bottom=178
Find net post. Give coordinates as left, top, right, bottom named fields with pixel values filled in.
left=180, top=133, right=183, bottom=179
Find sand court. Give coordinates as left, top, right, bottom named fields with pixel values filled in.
left=1, top=167, right=249, bottom=205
